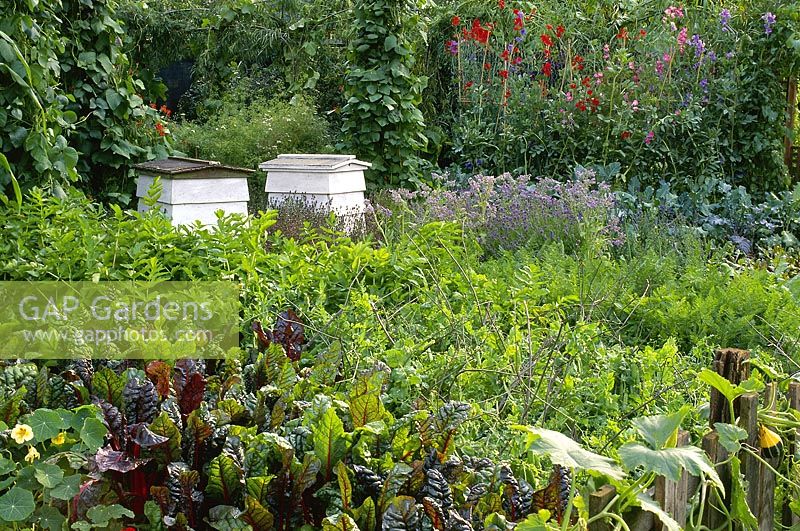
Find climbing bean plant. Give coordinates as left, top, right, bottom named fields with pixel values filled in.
left=341, top=0, right=428, bottom=188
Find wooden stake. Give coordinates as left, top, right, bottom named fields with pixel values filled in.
left=588, top=485, right=617, bottom=531
left=702, top=431, right=729, bottom=529
left=655, top=430, right=690, bottom=530
left=709, top=349, right=751, bottom=426
left=782, top=382, right=800, bottom=528
left=738, top=393, right=760, bottom=523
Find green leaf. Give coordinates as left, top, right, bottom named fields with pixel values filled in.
left=513, top=426, right=625, bottom=480
left=729, top=456, right=758, bottom=528
left=313, top=407, right=347, bottom=479
left=85, top=503, right=134, bottom=525
left=714, top=422, right=748, bottom=453
left=80, top=417, right=107, bottom=452
left=144, top=500, right=166, bottom=531
left=630, top=406, right=690, bottom=449
left=379, top=463, right=413, bottom=512
left=36, top=505, right=66, bottom=530
left=207, top=455, right=243, bottom=504
left=148, top=412, right=182, bottom=463
left=291, top=453, right=321, bottom=500
left=0, top=457, right=16, bottom=475
left=349, top=372, right=385, bottom=428
left=92, top=368, right=124, bottom=407
left=50, top=474, right=82, bottom=500
left=0, top=486, right=35, bottom=522
left=245, top=476, right=274, bottom=505
left=352, top=496, right=376, bottom=530
left=336, top=460, right=352, bottom=510
left=323, top=513, right=360, bottom=530
left=34, top=463, right=63, bottom=488
left=618, top=444, right=724, bottom=494
left=105, top=88, right=123, bottom=111
left=515, top=510, right=552, bottom=530
left=243, top=496, right=274, bottom=530
left=384, top=35, right=397, bottom=51
left=635, top=492, right=681, bottom=531
left=697, top=370, right=763, bottom=404
left=697, top=369, right=740, bottom=403
left=27, top=408, right=66, bottom=442
left=0, top=153, right=21, bottom=209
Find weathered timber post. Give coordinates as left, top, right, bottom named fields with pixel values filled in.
left=655, top=430, right=690, bottom=530
left=782, top=381, right=800, bottom=528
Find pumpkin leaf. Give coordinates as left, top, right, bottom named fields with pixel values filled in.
left=513, top=426, right=625, bottom=480
left=618, top=443, right=723, bottom=494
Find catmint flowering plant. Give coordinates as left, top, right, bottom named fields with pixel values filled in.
left=389, top=170, right=624, bottom=255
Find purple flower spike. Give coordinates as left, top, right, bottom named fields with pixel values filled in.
left=720, top=9, right=731, bottom=31
left=762, top=12, right=776, bottom=35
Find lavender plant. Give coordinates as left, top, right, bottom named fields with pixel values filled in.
left=390, top=167, right=623, bottom=255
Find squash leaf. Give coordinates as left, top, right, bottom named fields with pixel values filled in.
left=513, top=426, right=625, bottom=480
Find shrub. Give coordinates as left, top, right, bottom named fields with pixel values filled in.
left=172, top=96, right=333, bottom=170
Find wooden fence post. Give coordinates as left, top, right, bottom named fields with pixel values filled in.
left=588, top=485, right=617, bottom=531
left=755, top=384, right=778, bottom=531
left=709, top=349, right=751, bottom=425
left=655, top=430, right=690, bottom=530
left=701, top=431, right=729, bottom=529
left=782, top=381, right=800, bottom=528
left=738, top=392, right=761, bottom=525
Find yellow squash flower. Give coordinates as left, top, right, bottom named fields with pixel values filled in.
left=10, top=423, right=34, bottom=444
left=51, top=432, right=67, bottom=445
left=24, top=446, right=40, bottom=463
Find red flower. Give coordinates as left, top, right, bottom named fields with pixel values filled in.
left=484, top=62, right=491, bottom=70
left=621, top=131, right=631, bottom=140
left=452, top=16, right=461, bottom=26
left=499, top=69, right=509, bottom=79
left=639, top=29, right=647, bottom=37
left=471, top=19, right=490, bottom=44
left=571, top=55, right=585, bottom=71
left=556, top=25, right=565, bottom=38
left=542, top=61, right=552, bottom=77
left=505, top=89, right=511, bottom=98
left=576, top=100, right=587, bottom=111
left=581, top=76, right=591, bottom=87
left=514, top=18, right=524, bottom=31
left=616, top=26, right=629, bottom=40
left=148, top=103, right=157, bottom=109
left=498, top=0, right=505, bottom=8
left=465, top=81, right=474, bottom=88
left=540, top=33, right=553, bottom=47
left=155, top=122, right=165, bottom=136
left=513, top=56, right=523, bottom=65
left=570, top=83, right=577, bottom=89
left=546, top=24, right=553, bottom=31
left=590, top=97, right=600, bottom=108
left=501, top=49, right=510, bottom=60
left=587, top=89, right=593, bottom=95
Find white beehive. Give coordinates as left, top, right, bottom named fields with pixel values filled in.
left=134, top=157, right=252, bottom=226
left=259, top=154, right=371, bottom=220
